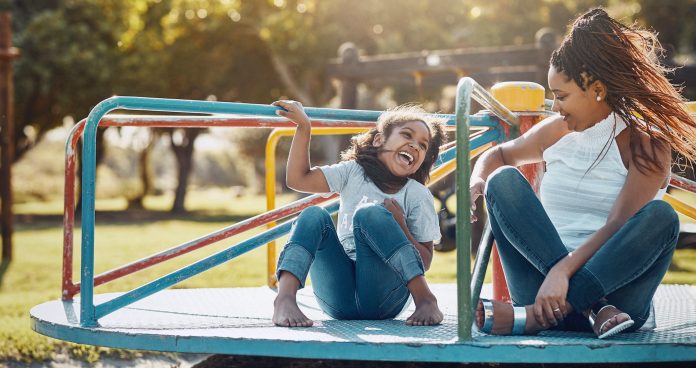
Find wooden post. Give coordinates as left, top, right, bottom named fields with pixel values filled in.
left=0, top=12, right=19, bottom=262
left=337, top=42, right=358, bottom=109
left=535, top=28, right=556, bottom=86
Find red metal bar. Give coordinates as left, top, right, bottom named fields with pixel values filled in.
left=65, top=194, right=338, bottom=299
left=492, top=115, right=544, bottom=301
left=100, top=115, right=376, bottom=129
left=670, top=174, right=696, bottom=193
left=62, top=121, right=86, bottom=299
left=489, top=122, right=509, bottom=302
left=62, top=112, right=694, bottom=300
left=62, top=115, right=372, bottom=299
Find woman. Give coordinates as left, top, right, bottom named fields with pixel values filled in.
left=471, top=8, right=695, bottom=339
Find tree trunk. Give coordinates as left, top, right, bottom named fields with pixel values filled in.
left=269, top=54, right=314, bottom=106
left=127, top=129, right=155, bottom=210
left=170, top=128, right=201, bottom=213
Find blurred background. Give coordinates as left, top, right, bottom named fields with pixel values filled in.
left=0, top=0, right=695, bottom=365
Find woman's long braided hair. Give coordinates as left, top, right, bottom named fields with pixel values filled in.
left=550, top=8, right=696, bottom=174
left=341, top=105, right=447, bottom=193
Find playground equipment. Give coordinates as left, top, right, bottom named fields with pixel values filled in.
left=327, top=30, right=558, bottom=108
left=31, top=78, right=696, bottom=363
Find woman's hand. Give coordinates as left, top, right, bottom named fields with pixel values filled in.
left=533, top=267, right=570, bottom=328
left=469, top=177, right=485, bottom=223
left=272, top=100, right=310, bottom=129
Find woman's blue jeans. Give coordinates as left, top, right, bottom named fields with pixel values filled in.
left=276, top=204, right=425, bottom=320
left=485, top=167, right=679, bottom=331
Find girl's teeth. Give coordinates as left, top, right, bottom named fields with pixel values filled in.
left=399, top=151, right=413, bottom=164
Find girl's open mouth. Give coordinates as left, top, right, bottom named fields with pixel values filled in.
left=397, top=151, right=414, bottom=166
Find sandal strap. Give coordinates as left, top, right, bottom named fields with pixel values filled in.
left=511, top=306, right=527, bottom=335
left=590, top=303, right=632, bottom=336
left=481, top=300, right=495, bottom=333
left=588, top=300, right=610, bottom=329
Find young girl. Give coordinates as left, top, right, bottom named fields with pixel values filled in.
left=471, top=8, right=695, bottom=339
left=271, top=100, right=447, bottom=327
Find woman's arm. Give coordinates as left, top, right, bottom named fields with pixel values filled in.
left=470, top=116, right=568, bottom=219
left=383, top=199, right=434, bottom=270
left=273, top=100, right=330, bottom=193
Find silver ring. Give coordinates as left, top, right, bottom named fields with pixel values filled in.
left=553, top=308, right=561, bottom=312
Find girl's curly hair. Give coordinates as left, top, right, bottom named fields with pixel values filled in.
left=341, top=105, right=447, bottom=193
left=550, top=8, right=696, bottom=174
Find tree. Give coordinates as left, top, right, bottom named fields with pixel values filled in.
left=13, top=0, right=130, bottom=160
left=11, top=0, right=694, bottom=213
left=118, top=0, right=280, bottom=211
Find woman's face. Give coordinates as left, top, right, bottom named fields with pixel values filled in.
left=548, top=66, right=610, bottom=131
left=374, top=120, right=431, bottom=177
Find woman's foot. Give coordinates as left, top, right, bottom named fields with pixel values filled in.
left=406, top=295, right=443, bottom=326
left=589, top=304, right=633, bottom=339
left=272, top=294, right=313, bottom=327
left=476, top=299, right=544, bottom=335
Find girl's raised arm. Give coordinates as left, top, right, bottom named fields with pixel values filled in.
left=273, top=100, right=331, bottom=193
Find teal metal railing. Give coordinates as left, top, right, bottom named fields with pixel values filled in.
left=75, top=79, right=521, bottom=340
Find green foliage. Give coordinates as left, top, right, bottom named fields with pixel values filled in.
left=120, top=1, right=278, bottom=102
left=13, top=0, right=130, bottom=157
left=637, top=0, right=696, bottom=52
left=10, top=0, right=695, bottom=163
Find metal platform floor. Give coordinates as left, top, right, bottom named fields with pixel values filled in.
left=30, top=284, right=696, bottom=363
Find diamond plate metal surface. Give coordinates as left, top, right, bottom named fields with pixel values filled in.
left=31, top=284, right=696, bottom=362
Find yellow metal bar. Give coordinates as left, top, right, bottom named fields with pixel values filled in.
left=663, top=193, right=696, bottom=221
left=429, top=143, right=492, bottom=186
left=265, top=130, right=282, bottom=288
left=265, top=127, right=369, bottom=288
left=686, top=101, right=695, bottom=115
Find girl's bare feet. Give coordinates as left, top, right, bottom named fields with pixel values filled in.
left=273, top=271, right=313, bottom=327
left=406, top=276, right=443, bottom=326
left=406, top=295, right=443, bottom=326
left=272, top=294, right=313, bottom=327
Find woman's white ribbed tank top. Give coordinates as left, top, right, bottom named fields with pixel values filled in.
left=539, top=113, right=665, bottom=251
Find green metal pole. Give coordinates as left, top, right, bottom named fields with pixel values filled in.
left=470, top=225, right=494, bottom=317
left=456, top=78, right=473, bottom=341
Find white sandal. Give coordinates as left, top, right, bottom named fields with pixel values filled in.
left=589, top=303, right=634, bottom=339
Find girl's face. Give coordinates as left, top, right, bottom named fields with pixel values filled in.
left=548, top=66, right=612, bottom=131
left=374, top=120, right=431, bottom=178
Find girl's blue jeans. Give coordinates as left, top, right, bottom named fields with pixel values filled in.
left=485, top=167, right=679, bottom=331
left=276, top=204, right=425, bottom=320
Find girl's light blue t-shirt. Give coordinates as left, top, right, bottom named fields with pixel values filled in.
left=318, top=160, right=441, bottom=260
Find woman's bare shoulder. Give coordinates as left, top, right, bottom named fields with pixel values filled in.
left=628, top=128, right=671, bottom=168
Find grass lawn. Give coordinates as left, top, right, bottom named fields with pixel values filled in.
left=1, top=191, right=695, bottom=363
